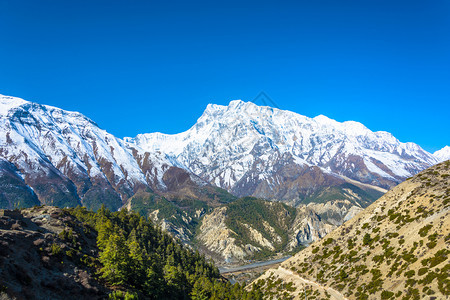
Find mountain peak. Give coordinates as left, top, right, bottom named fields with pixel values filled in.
left=204, top=100, right=249, bottom=114
left=313, top=114, right=337, bottom=125
left=0, top=94, right=29, bottom=115
left=204, top=103, right=225, bottom=113
left=434, top=145, right=450, bottom=162
left=228, top=99, right=245, bottom=107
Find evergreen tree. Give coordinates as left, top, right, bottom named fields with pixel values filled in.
left=191, top=277, right=212, bottom=300
left=97, top=218, right=114, bottom=251
left=66, top=206, right=264, bottom=299
left=99, top=232, right=130, bottom=285
left=127, top=232, right=148, bottom=287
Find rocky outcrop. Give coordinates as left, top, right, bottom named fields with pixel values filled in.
left=0, top=206, right=109, bottom=299
left=288, top=207, right=336, bottom=248
left=195, top=198, right=364, bottom=263
left=196, top=207, right=261, bottom=263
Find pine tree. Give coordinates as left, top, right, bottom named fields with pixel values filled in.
left=127, top=232, right=148, bottom=287
left=99, top=232, right=130, bottom=285
left=97, top=219, right=114, bottom=251
left=190, top=277, right=212, bottom=300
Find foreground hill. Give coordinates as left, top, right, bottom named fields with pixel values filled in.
left=0, top=206, right=262, bottom=299
left=252, top=160, right=450, bottom=299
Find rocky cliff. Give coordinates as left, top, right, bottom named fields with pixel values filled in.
left=195, top=197, right=362, bottom=264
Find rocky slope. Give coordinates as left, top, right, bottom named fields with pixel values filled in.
left=0, top=206, right=109, bottom=299
left=195, top=197, right=362, bottom=264
left=0, top=205, right=253, bottom=300
left=251, top=160, right=450, bottom=299
left=126, top=186, right=235, bottom=244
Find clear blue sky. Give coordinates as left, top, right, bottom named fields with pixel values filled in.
left=1, top=0, right=449, bottom=152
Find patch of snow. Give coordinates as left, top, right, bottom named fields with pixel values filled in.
left=363, top=157, right=395, bottom=179
left=0, top=94, right=28, bottom=116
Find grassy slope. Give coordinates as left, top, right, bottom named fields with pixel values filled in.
left=253, top=161, right=450, bottom=299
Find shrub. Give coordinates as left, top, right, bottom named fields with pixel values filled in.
left=402, top=253, right=417, bottom=264
left=363, top=233, right=371, bottom=245
left=418, top=268, right=428, bottom=276
left=347, top=239, right=355, bottom=249
left=404, top=270, right=415, bottom=278
left=108, top=291, right=138, bottom=300
left=426, top=241, right=437, bottom=249
left=323, top=238, right=334, bottom=246
left=50, top=243, right=62, bottom=256
left=418, top=225, right=433, bottom=237
left=381, top=290, right=394, bottom=299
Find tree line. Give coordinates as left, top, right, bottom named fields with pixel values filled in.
left=68, top=205, right=263, bottom=299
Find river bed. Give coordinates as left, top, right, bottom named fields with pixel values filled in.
left=219, top=256, right=291, bottom=274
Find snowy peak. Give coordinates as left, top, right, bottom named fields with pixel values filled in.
left=0, top=94, right=441, bottom=211
left=0, top=93, right=237, bottom=211
left=313, top=114, right=339, bottom=126
left=129, top=99, right=437, bottom=194
left=0, top=94, right=29, bottom=115
left=228, top=99, right=246, bottom=109
left=434, top=146, right=450, bottom=162
left=0, top=94, right=98, bottom=129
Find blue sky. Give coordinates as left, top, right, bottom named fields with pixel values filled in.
left=1, top=0, right=449, bottom=152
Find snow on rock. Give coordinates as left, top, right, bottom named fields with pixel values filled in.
left=0, top=94, right=160, bottom=207
left=0, top=94, right=440, bottom=207
left=0, top=95, right=28, bottom=115
left=434, top=146, right=450, bottom=163
left=129, top=100, right=437, bottom=191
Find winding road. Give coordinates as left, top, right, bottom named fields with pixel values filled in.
left=276, top=266, right=348, bottom=300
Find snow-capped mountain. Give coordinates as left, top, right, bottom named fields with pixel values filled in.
left=0, top=94, right=442, bottom=212
left=127, top=100, right=437, bottom=203
left=0, top=94, right=220, bottom=210
left=434, top=146, right=450, bottom=163
left=1, top=94, right=444, bottom=255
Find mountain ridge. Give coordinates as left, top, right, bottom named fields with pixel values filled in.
left=127, top=99, right=438, bottom=205
left=0, top=94, right=230, bottom=212
left=0, top=93, right=446, bottom=264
